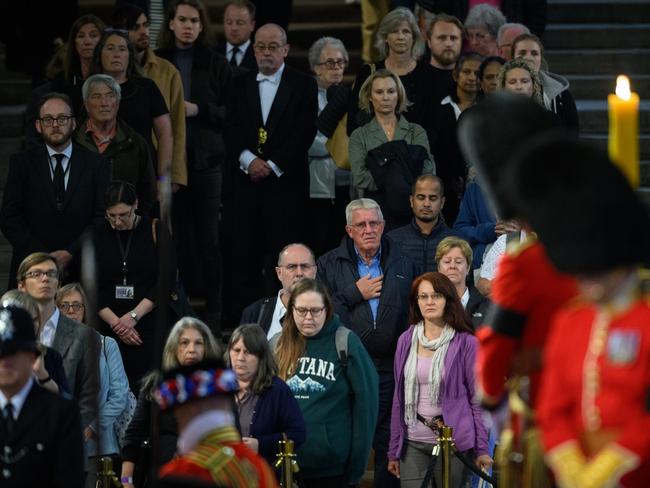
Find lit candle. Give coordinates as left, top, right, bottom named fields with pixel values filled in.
left=608, top=75, right=639, bottom=188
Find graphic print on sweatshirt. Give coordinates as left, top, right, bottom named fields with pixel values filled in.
left=287, top=356, right=337, bottom=399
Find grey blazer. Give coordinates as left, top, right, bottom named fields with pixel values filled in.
left=349, top=116, right=434, bottom=193
left=51, top=314, right=99, bottom=429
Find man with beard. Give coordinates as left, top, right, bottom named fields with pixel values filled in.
left=112, top=3, right=188, bottom=192
left=0, top=93, right=109, bottom=288
left=387, top=175, right=457, bottom=274
left=426, top=14, right=465, bottom=105
left=240, top=243, right=317, bottom=338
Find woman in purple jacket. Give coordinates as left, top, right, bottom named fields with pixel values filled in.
left=388, top=272, right=492, bottom=487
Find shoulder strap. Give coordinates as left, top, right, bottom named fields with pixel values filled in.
left=335, top=326, right=350, bottom=367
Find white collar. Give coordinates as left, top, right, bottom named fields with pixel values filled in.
left=0, top=377, right=34, bottom=419
left=256, top=63, right=285, bottom=83
left=440, top=95, right=462, bottom=120
left=45, top=307, right=60, bottom=328
left=177, top=410, right=236, bottom=454
left=227, top=39, right=250, bottom=54
left=46, top=143, right=73, bottom=160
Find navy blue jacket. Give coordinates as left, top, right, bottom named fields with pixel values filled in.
left=316, top=236, right=415, bottom=371
left=387, top=217, right=457, bottom=275
left=248, top=376, right=306, bottom=468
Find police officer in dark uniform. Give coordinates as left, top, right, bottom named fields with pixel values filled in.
left=0, top=305, right=84, bottom=488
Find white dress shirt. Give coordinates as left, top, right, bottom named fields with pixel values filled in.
left=239, top=64, right=286, bottom=177
left=40, top=307, right=61, bottom=347
left=266, top=291, right=288, bottom=340
left=0, top=377, right=34, bottom=420
left=46, top=143, right=73, bottom=188
left=227, top=39, right=250, bottom=66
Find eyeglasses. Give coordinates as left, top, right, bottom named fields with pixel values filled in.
left=59, top=302, right=84, bottom=312
left=417, top=292, right=444, bottom=301
left=279, top=263, right=315, bottom=272
left=349, top=220, right=383, bottom=231
left=293, top=306, right=325, bottom=317
left=24, top=270, right=59, bottom=280
left=105, top=207, right=134, bottom=222
left=253, top=43, right=284, bottom=53
left=39, top=115, right=73, bottom=127
left=317, top=59, right=347, bottom=70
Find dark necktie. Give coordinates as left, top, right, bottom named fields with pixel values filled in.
left=230, top=47, right=239, bottom=67
left=53, top=153, right=66, bottom=208
left=3, top=403, right=15, bottom=435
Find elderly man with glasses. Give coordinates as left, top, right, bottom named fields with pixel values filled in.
left=316, top=198, right=415, bottom=488
left=0, top=92, right=109, bottom=289
left=240, top=243, right=317, bottom=339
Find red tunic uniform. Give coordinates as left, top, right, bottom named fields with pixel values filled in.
left=476, top=237, right=578, bottom=406
left=537, top=296, right=650, bottom=487
left=159, top=426, right=279, bottom=488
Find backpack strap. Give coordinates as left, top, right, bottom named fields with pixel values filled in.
left=335, top=326, right=351, bottom=368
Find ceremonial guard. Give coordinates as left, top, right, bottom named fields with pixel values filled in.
left=0, top=305, right=85, bottom=488
left=509, top=134, right=650, bottom=488
left=155, top=358, right=279, bottom=488
left=457, top=94, right=578, bottom=486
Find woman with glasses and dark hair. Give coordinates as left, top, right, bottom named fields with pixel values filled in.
left=388, top=272, right=491, bottom=487
left=273, top=278, right=378, bottom=487
left=93, top=180, right=173, bottom=389
left=226, top=323, right=306, bottom=474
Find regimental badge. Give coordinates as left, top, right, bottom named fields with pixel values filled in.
left=607, top=330, right=640, bottom=365
left=0, top=310, right=15, bottom=341
left=257, top=127, right=267, bottom=153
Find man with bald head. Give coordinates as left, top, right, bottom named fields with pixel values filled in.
left=224, top=23, right=318, bottom=323
left=240, top=243, right=317, bottom=338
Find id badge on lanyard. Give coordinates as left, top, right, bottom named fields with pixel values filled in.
left=115, top=229, right=135, bottom=300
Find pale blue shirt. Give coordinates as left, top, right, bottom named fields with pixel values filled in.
left=227, top=39, right=250, bottom=66
left=355, top=245, right=383, bottom=321
left=40, top=307, right=61, bottom=347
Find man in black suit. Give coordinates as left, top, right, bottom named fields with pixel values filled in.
left=0, top=92, right=109, bottom=289
left=17, top=252, right=98, bottom=444
left=224, top=23, right=318, bottom=325
left=0, top=305, right=84, bottom=488
left=219, top=0, right=258, bottom=73
left=240, top=243, right=317, bottom=338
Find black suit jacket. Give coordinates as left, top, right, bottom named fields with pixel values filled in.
left=0, top=381, right=84, bottom=488
left=216, top=41, right=257, bottom=74
left=225, top=65, right=318, bottom=197
left=466, top=285, right=491, bottom=330
left=0, top=142, right=109, bottom=287
left=240, top=296, right=276, bottom=335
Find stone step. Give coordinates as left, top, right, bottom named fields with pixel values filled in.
left=583, top=133, right=650, bottom=161
left=0, top=105, right=26, bottom=138
left=285, top=21, right=360, bottom=51
left=638, top=187, right=650, bottom=212
left=567, top=74, right=650, bottom=99
left=0, top=138, right=23, bottom=187
left=0, top=79, right=32, bottom=106
left=546, top=49, right=650, bottom=76
left=542, top=23, right=650, bottom=50
left=577, top=100, right=650, bottom=134
left=547, top=0, right=650, bottom=24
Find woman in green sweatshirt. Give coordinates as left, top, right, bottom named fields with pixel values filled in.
left=274, top=279, right=379, bottom=487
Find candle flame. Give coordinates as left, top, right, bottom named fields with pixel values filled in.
left=616, top=75, right=631, bottom=100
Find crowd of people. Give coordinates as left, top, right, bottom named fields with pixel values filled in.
left=0, top=1, right=648, bottom=488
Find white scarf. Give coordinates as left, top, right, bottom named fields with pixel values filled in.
left=404, top=322, right=455, bottom=426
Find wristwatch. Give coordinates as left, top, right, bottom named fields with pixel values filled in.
left=129, top=310, right=139, bottom=322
